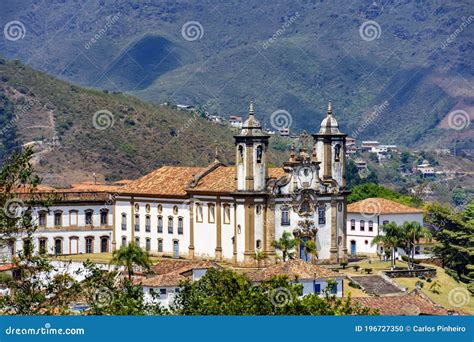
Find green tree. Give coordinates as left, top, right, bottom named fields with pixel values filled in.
left=303, top=240, right=318, bottom=263
left=111, top=242, right=150, bottom=280
left=347, top=183, right=421, bottom=207
left=271, top=231, right=296, bottom=261
left=252, top=250, right=268, bottom=269
left=400, top=221, right=431, bottom=269
left=173, top=268, right=375, bottom=315
left=372, top=222, right=403, bottom=269
left=425, top=202, right=474, bottom=293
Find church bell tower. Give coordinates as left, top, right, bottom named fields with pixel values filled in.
left=234, top=102, right=269, bottom=192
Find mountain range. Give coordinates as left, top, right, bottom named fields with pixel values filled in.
left=0, top=0, right=472, bottom=149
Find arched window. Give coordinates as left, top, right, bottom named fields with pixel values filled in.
left=54, top=238, right=63, bottom=255
left=368, top=221, right=374, bottom=232
left=256, top=205, right=262, bottom=215
left=350, top=219, right=355, bottom=231
left=256, top=239, right=262, bottom=249
left=360, top=220, right=365, bottom=231
left=121, top=236, right=127, bottom=247
left=223, top=204, right=231, bottom=224
left=135, top=237, right=140, bottom=245
left=100, top=209, right=108, bottom=225
left=38, top=211, right=47, bottom=226
left=100, top=236, right=109, bottom=253
left=178, top=217, right=183, bottom=235
left=173, top=205, right=179, bottom=215
left=238, top=145, right=244, bottom=163
left=157, top=204, right=163, bottom=214
left=85, top=210, right=93, bottom=225
left=208, top=204, right=215, bottom=223
left=145, top=215, right=151, bottom=232
left=145, top=204, right=151, bottom=213
left=69, top=210, right=78, bottom=226
left=318, top=206, right=326, bottom=224
left=121, top=213, right=127, bottom=230
left=146, top=238, right=151, bottom=252
left=157, top=239, right=163, bottom=252
left=196, top=203, right=203, bottom=223
left=54, top=210, right=62, bottom=227
left=334, top=144, right=341, bottom=162
left=256, top=145, right=263, bottom=163
left=38, top=238, right=47, bottom=255
left=85, top=236, right=94, bottom=254
left=168, top=216, right=173, bottom=234
left=134, top=214, right=140, bottom=231
left=281, top=206, right=290, bottom=226
left=157, top=215, right=163, bottom=233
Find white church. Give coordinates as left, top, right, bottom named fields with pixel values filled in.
left=3, top=102, right=350, bottom=267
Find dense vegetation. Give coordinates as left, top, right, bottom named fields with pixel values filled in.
left=0, top=59, right=288, bottom=185
left=1, top=0, right=471, bottom=147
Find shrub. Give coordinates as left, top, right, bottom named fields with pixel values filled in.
left=415, top=280, right=424, bottom=288
left=353, top=265, right=360, bottom=272
left=348, top=280, right=361, bottom=289
left=364, top=268, right=372, bottom=274
left=340, top=261, right=348, bottom=269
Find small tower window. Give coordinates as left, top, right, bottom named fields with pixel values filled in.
left=334, top=144, right=341, bottom=162
left=281, top=206, right=290, bottom=226
left=256, top=145, right=263, bottom=164
left=238, top=145, right=244, bottom=163
left=256, top=239, right=262, bottom=249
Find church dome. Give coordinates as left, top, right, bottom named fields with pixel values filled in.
left=239, top=102, right=266, bottom=136
left=318, top=101, right=341, bottom=134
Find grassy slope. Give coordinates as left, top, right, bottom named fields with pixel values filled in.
left=0, top=59, right=287, bottom=185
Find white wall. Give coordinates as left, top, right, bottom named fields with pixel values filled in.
left=346, top=212, right=424, bottom=256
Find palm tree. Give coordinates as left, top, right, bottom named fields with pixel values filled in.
left=299, top=239, right=317, bottom=263
left=401, top=221, right=432, bottom=269
left=271, top=231, right=296, bottom=262
left=372, top=222, right=402, bottom=269
left=111, top=242, right=150, bottom=280
left=252, top=250, right=267, bottom=269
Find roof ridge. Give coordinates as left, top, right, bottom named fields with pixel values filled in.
left=187, top=161, right=227, bottom=188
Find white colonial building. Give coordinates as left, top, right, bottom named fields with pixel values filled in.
left=346, top=197, right=428, bottom=258
left=3, top=102, right=350, bottom=267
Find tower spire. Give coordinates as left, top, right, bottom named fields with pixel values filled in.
left=327, top=100, right=332, bottom=116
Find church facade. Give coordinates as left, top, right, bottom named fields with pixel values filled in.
left=113, top=102, right=349, bottom=266
left=4, top=102, right=349, bottom=267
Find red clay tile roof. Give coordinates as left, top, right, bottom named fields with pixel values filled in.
left=120, top=166, right=205, bottom=196
left=347, top=198, right=424, bottom=215
left=189, top=165, right=285, bottom=193
left=141, top=273, right=186, bottom=287
left=121, top=164, right=285, bottom=196
left=141, top=260, right=219, bottom=287
left=152, top=260, right=218, bottom=275
left=247, top=259, right=341, bottom=282
left=353, top=290, right=452, bottom=315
